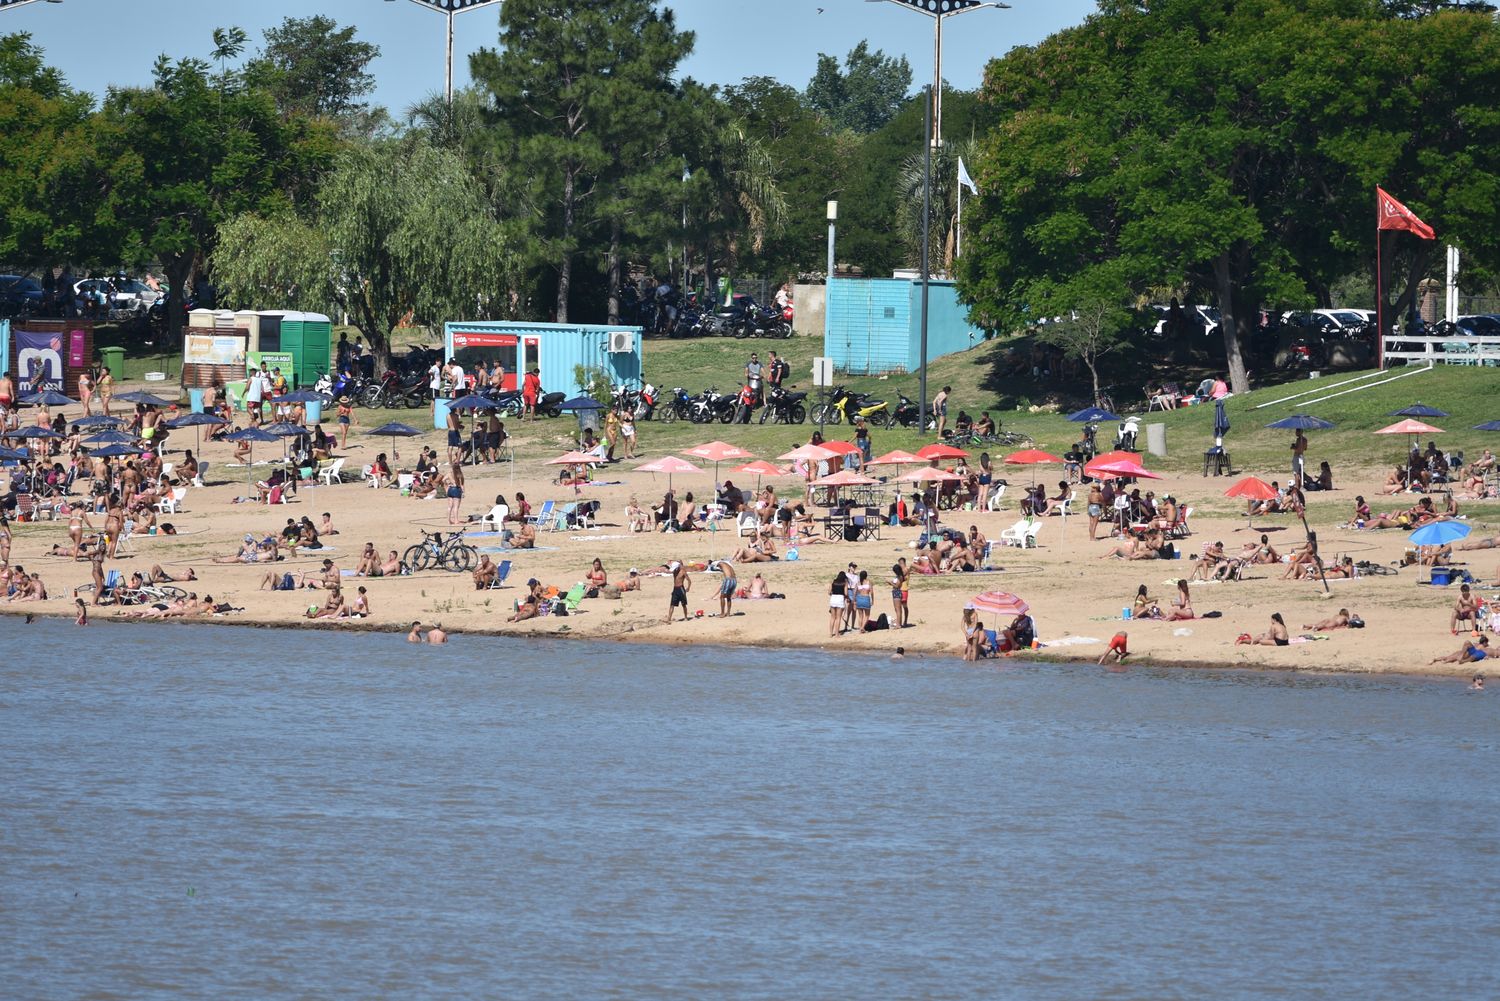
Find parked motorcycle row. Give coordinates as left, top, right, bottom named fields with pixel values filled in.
left=647, top=382, right=927, bottom=429
left=617, top=284, right=795, bottom=339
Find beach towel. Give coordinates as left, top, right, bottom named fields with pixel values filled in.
left=1040, top=636, right=1100, bottom=648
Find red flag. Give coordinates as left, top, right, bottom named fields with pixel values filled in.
left=1377, top=187, right=1436, bottom=240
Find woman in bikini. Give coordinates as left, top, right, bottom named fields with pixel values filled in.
left=1132, top=584, right=1161, bottom=619
left=1165, top=579, right=1194, bottom=621
left=1240, top=612, right=1289, bottom=646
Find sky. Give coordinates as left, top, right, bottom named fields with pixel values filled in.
left=3, top=0, right=1099, bottom=115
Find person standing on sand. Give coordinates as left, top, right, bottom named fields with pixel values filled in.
left=1087, top=481, right=1105, bottom=540
left=664, top=560, right=690, bottom=623
left=932, top=386, right=950, bottom=436
left=716, top=560, right=737, bottom=617
left=891, top=558, right=909, bottom=629
left=447, top=462, right=465, bottom=526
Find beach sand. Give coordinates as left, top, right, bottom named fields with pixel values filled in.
left=4, top=411, right=1492, bottom=678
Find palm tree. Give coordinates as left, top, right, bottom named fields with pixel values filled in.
left=898, top=136, right=979, bottom=277
left=692, top=122, right=787, bottom=298
left=210, top=26, right=248, bottom=91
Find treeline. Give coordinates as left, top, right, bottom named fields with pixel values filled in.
left=0, top=3, right=966, bottom=366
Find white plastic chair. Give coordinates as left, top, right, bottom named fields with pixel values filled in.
left=1000, top=518, right=1041, bottom=548
left=736, top=511, right=760, bottom=537
left=479, top=504, right=509, bottom=531
left=156, top=487, right=187, bottom=514
left=317, top=457, right=346, bottom=485
left=1057, top=490, right=1077, bottom=517
left=986, top=483, right=1007, bottom=512
left=397, top=473, right=415, bottom=494
left=192, top=461, right=208, bottom=488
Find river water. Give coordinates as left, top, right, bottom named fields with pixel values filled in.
left=3, top=621, right=1496, bottom=999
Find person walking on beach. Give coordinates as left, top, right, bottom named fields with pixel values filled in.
left=890, top=558, right=909, bottom=629
left=716, top=559, right=737, bottom=617
left=664, top=560, right=690, bottom=623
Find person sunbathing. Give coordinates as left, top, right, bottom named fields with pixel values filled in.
left=1250, top=534, right=1281, bottom=564
left=1459, top=533, right=1500, bottom=551
left=1451, top=584, right=1479, bottom=633
left=149, top=564, right=196, bottom=583
left=1381, top=466, right=1406, bottom=496
left=1304, top=608, right=1352, bottom=630
left=1190, top=542, right=1228, bottom=579
left=503, top=522, right=537, bottom=550
left=379, top=550, right=401, bottom=576
left=338, top=586, right=370, bottom=619
left=613, top=569, right=643, bottom=592
left=1132, top=584, right=1161, bottom=619
left=508, top=580, right=545, bottom=622
left=1165, top=579, right=1194, bottom=621
left=307, top=587, right=345, bottom=619
left=731, top=539, right=777, bottom=563
left=1320, top=556, right=1357, bottom=579
left=300, top=559, right=341, bottom=590
left=355, top=543, right=381, bottom=576
left=1099, top=536, right=1157, bottom=560
left=1431, top=635, right=1488, bottom=664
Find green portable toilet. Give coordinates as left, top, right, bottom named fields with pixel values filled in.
left=258, top=311, right=332, bottom=387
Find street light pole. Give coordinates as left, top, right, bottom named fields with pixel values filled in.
left=866, top=0, right=1008, bottom=147
left=384, top=0, right=504, bottom=105
left=919, top=87, right=932, bottom=432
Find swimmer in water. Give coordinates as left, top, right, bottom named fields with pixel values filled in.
left=891, top=646, right=905, bottom=660
left=75, top=598, right=88, bottom=626
left=1471, top=674, right=1486, bottom=691
left=407, top=620, right=423, bottom=643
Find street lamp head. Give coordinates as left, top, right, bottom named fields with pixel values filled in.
left=866, top=0, right=1008, bottom=13
left=827, top=201, right=838, bottom=221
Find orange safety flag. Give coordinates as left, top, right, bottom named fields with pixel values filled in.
left=1377, top=187, right=1436, bottom=240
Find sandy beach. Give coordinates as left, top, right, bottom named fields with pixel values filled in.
left=5, top=392, right=1496, bottom=680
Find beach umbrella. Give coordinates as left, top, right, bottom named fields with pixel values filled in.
left=1225, top=475, right=1278, bottom=529
left=866, top=448, right=924, bottom=467
left=72, top=415, right=123, bottom=430
left=916, top=442, right=970, bottom=461
left=1376, top=418, right=1445, bottom=458
left=683, top=440, right=757, bottom=494
left=165, top=410, right=228, bottom=453
left=897, top=466, right=963, bottom=483
left=965, top=591, right=1029, bottom=617
left=558, top=396, right=607, bottom=411
left=1004, top=448, right=1064, bottom=488
left=81, top=429, right=138, bottom=446
left=7, top=425, right=63, bottom=440
left=1391, top=402, right=1449, bottom=419
left=1084, top=451, right=1144, bottom=481
left=366, top=420, right=422, bottom=460
left=731, top=459, right=793, bottom=493
left=1410, top=520, right=1470, bottom=548
left=447, top=394, right=502, bottom=411
left=1090, top=459, right=1163, bottom=480
left=113, top=391, right=175, bottom=407
left=86, top=442, right=144, bottom=458
left=225, top=425, right=284, bottom=491
left=812, top=469, right=877, bottom=487
left=278, top=388, right=332, bottom=404
left=261, top=421, right=308, bottom=437
left=1473, top=420, right=1500, bottom=432
left=1214, top=398, right=1231, bottom=441
left=635, top=454, right=703, bottom=495
left=19, top=390, right=77, bottom=408
left=819, top=439, right=865, bottom=471
left=0, top=445, right=31, bottom=461
left=1265, top=414, right=1336, bottom=430
left=778, top=443, right=839, bottom=462
left=1067, top=406, right=1121, bottom=423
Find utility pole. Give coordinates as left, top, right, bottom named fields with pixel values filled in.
left=384, top=0, right=504, bottom=105
left=919, top=87, right=932, bottom=432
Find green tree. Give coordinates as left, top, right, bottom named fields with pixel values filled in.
left=804, top=41, right=912, bottom=134
left=244, top=16, right=381, bottom=124
left=89, top=49, right=331, bottom=337
left=213, top=139, right=519, bottom=370
left=897, top=136, right=980, bottom=275
left=470, top=0, right=693, bottom=323
left=0, top=33, right=94, bottom=267
left=1028, top=276, right=1136, bottom=407
left=960, top=0, right=1500, bottom=392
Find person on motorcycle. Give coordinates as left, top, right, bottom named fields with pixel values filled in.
left=774, top=283, right=791, bottom=311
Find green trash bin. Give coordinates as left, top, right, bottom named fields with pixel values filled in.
left=98, top=345, right=125, bottom=377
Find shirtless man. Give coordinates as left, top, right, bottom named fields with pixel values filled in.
left=715, top=560, right=738, bottom=617
left=301, top=558, right=341, bottom=590
left=664, top=560, right=691, bottom=623
left=1431, top=635, right=1488, bottom=664
left=504, top=522, right=537, bottom=550
left=407, top=621, right=424, bottom=643
left=427, top=623, right=448, bottom=644
left=149, top=564, right=197, bottom=583
left=355, top=543, right=380, bottom=577
left=379, top=549, right=401, bottom=577
left=472, top=554, right=499, bottom=590
left=1451, top=584, right=1479, bottom=634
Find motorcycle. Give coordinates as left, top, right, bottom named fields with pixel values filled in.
left=883, top=392, right=921, bottom=429
left=759, top=384, right=808, bottom=425
left=689, top=387, right=737, bottom=424
left=732, top=384, right=758, bottom=424
left=813, top=385, right=888, bottom=426
left=656, top=387, right=692, bottom=423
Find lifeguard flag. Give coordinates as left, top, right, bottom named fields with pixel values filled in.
left=1377, top=187, right=1436, bottom=240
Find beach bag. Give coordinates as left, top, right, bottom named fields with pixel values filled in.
left=1348, top=614, right=1365, bottom=629
left=275, top=572, right=295, bottom=591
left=601, top=584, right=622, bottom=600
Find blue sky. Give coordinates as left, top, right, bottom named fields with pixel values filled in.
left=5, top=0, right=1098, bottom=115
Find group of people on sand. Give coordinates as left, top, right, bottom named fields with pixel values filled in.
left=960, top=606, right=1036, bottom=661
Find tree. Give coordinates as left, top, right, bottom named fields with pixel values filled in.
left=1029, top=278, right=1135, bottom=406
left=89, top=48, right=331, bottom=337
left=897, top=136, right=980, bottom=275
left=213, top=139, right=520, bottom=370
left=470, top=0, right=693, bottom=323
left=0, top=33, right=94, bottom=267
left=244, top=16, right=381, bottom=124
left=960, top=0, right=1500, bottom=392
left=805, top=41, right=912, bottom=134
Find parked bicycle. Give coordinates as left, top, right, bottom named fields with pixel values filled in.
left=402, top=529, right=478, bottom=573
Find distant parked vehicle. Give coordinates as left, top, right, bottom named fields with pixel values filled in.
left=0, top=274, right=43, bottom=316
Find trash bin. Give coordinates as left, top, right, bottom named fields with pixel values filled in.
left=433, top=395, right=452, bottom=432
left=305, top=400, right=322, bottom=424
left=1146, top=422, right=1167, bottom=457
left=98, top=345, right=125, bottom=377
left=576, top=407, right=601, bottom=436
left=188, top=388, right=205, bottom=413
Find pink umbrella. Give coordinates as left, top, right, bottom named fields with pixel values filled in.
left=966, top=591, right=1030, bottom=617
left=546, top=450, right=597, bottom=465
left=731, top=458, right=793, bottom=493
left=1004, top=448, right=1064, bottom=486
left=867, top=449, right=924, bottom=467
left=916, top=443, right=970, bottom=461
left=897, top=466, right=963, bottom=483
left=1090, top=460, right=1163, bottom=480
left=1375, top=418, right=1446, bottom=456
left=821, top=440, right=862, bottom=456
left=683, top=440, right=757, bottom=491
left=1225, top=475, right=1277, bottom=529
left=635, top=455, right=704, bottom=494
left=778, top=443, right=840, bottom=463
left=1084, top=451, right=1143, bottom=478
left=813, top=469, right=878, bottom=487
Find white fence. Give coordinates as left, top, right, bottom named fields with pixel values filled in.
left=1382, top=334, right=1500, bottom=366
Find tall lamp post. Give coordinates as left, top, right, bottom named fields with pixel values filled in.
left=865, top=0, right=1008, bottom=148
left=384, top=0, right=503, bottom=105
left=867, top=0, right=1006, bottom=431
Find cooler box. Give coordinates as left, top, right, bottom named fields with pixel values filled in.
left=1429, top=567, right=1455, bottom=586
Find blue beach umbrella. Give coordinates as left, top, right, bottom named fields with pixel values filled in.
left=19, top=390, right=78, bottom=408
left=0, top=445, right=30, bottom=461
left=1067, top=406, right=1122, bottom=423
left=225, top=427, right=282, bottom=444
left=447, top=394, right=502, bottom=412
left=261, top=422, right=308, bottom=437
left=1265, top=414, right=1336, bottom=430
left=87, top=442, right=145, bottom=458
left=367, top=421, right=423, bottom=460
left=113, top=391, right=176, bottom=407
left=7, top=425, right=63, bottom=440
left=72, top=414, right=124, bottom=430
left=1473, top=420, right=1500, bottom=432
left=81, top=429, right=138, bottom=446
left=166, top=411, right=228, bottom=451
left=558, top=396, right=607, bottom=412
left=1391, top=402, right=1449, bottom=419
left=1409, top=521, right=1470, bottom=548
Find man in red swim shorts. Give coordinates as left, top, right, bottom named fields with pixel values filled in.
left=1099, top=631, right=1129, bottom=665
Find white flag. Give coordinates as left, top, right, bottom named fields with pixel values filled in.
left=957, top=157, right=978, bottom=195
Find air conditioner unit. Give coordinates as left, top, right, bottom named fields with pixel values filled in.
left=608, top=330, right=635, bottom=354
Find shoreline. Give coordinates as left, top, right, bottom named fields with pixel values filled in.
left=0, top=604, right=1480, bottom=681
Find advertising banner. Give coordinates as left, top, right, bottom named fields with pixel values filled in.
left=68, top=329, right=87, bottom=368
left=185, top=333, right=247, bottom=368
left=247, top=351, right=294, bottom=385
left=16, top=329, right=64, bottom=392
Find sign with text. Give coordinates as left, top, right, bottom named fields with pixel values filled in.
left=16, top=329, right=64, bottom=392
left=247, top=351, right=294, bottom=385
left=185, top=333, right=247, bottom=368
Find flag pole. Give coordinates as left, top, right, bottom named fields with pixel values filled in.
left=957, top=176, right=963, bottom=259
left=1376, top=189, right=1385, bottom=371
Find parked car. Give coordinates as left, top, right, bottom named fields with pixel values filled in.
left=109, top=277, right=161, bottom=312
left=0, top=274, right=44, bottom=315
left=1150, top=303, right=1221, bottom=337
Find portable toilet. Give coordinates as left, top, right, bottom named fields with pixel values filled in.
left=257, top=311, right=332, bottom=387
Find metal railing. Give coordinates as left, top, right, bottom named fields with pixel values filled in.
left=1383, top=334, right=1500, bottom=366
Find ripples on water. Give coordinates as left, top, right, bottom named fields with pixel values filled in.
left=3, top=621, right=1496, bottom=1000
